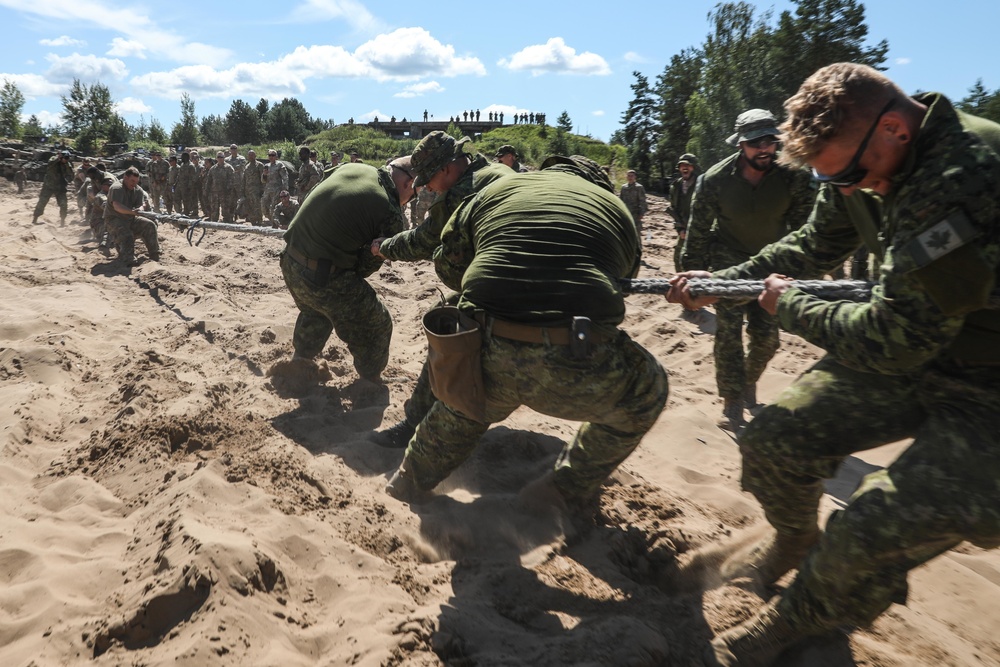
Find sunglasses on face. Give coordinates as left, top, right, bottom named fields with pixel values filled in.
left=812, top=99, right=895, bottom=188
left=745, top=136, right=780, bottom=149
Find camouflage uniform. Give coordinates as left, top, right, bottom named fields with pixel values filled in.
left=105, top=181, right=159, bottom=264
left=619, top=179, right=648, bottom=234
left=378, top=132, right=514, bottom=430
left=272, top=197, right=300, bottom=229
left=408, top=186, right=437, bottom=228
left=199, top=160, right=213, bottom=218
left=262, top=159, right=288, bottom=226
left=295, top=158, right=322, bottom=201
left=716, top=93, right=1000, bottom=635
left=176, top=160, right=199, bottom=218
left=667, top=154, right=700, bottom=271
left=89, top=188, right=109, bottom=242
left=280, top=163, right=406, bottom=379
left=394, top=167, right=667, bottom=504
left=165, top=159, right=178, bottom=214
left=207, top=159, right=236, bottom=222
left=227, top=150, right=246, bottom=219
left=148, top=156, right=170, bottom=213
left=32, top=153, right=74, bottom=224
left=243, top=158, right=265, bottom=225
left=683, top=151, right=813, bottom=401
left=14, top=167, right=26, bottom=193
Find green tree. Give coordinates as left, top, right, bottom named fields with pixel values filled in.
left=170, top=92, right=200, bottom=146
left=148, top=117, right=167, bottom=145
left=225, top=99, right=263, bottom=144
left=23, top=114, right=43, bottom=138
left=655, top=48, right=702, bottom=177
left=106, top=113, right=132, bottom=144
left=0, top=79, right=25, bottom=138
left=621, top=71, right=658, bottom=185
left=764, top=0, right=887, bottom=113
left=556, top=110, right=573, bottom=133
left=959, top=79, right=1000, bottom=124
left=60, top=79, right=116, bottom=136
left=256, top=98, right=270, bottom=120
left=265, top=98, right=312, bottom=142
left=199, top=113, right=226, bottom=144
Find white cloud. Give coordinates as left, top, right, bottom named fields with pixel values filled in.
left=592, top=110, right=605, bottom=116
left=895, top=57, right=911, bottom=65
left=354, top=28, right=486, bottom=80
left=287, top=0, right=383, bottom=32
left=359, top=109, right=387, bottom=122
left=131, top=63, right=307, bottom=100
left=131, top=28, right=485, bottom=100
left=21, top=108, right=63, bottom=128
left=40, top=35, right=85, bottom=47
left=45, top=52, right=127, bottom=83
left=114, top=96, right=152, bottom=114
left=0, top=1, right=231, bottom=65
left=499, top=38, right=611, bottom=76
left=107, top=38, right=147, bottom=59
left=394, top=81, right=445, bottom=98
left=623, top=51, right=646, bottom=63
left=0, top=72, right=65, bottom=97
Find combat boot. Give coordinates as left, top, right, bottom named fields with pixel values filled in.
left=742, top=384, right=762, bottom=414
left=706, top=599, right=803, bottom=667
left=369, top=420, right=416, bottom=449
left=720, top=527, right=819, bottom=588
left=723, top=398, right=745, bottom=429
left=385, top=469, right=433, bottom=504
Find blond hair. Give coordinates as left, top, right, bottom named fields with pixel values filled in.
left=779, top=62, right=907, bottom=167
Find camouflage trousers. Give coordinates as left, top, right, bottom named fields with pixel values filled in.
left=33, top=184, right=68, bottom=221
left=713, top=299, right=779, bottom=399
left=398, top=327, right=668, bottom=504
left=150, top=182, right=167, bottom=213
left=163, top=186, right=175, bottom=214
left=208, top=190, right=233, bottom=222
left=739, top=355, right=1000, bottom=633
left=261, top=187, right=282, bottom=225
left=106, top=216, right=160, bottom=263
left=245, top=187, right=264, bottom=224
left=176, top=186, right=198, bottom=218
left=279, top=252, right=392, bottom=380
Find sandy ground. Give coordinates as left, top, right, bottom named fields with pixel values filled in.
left=2, top=179, right=1000, bottom=667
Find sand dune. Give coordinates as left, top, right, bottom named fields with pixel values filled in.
left=2, top=181, right=998, bottom=666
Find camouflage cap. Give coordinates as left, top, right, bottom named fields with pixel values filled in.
left=411, top=130, right=472, bottom=187
left=540, top=155, right=614, bottom=193
left=101, top=175, right=114, bottom=185
left=279, top=190, right=290, bottom=198
left=230, top=143, right=238, bottom=150
left=216, top=150, right=225, bottom=158
left=727, top=109, right=780, bottom=146
left=677, top=153, right=699, bottom=166
left=495, top=144, right=517, bottom=158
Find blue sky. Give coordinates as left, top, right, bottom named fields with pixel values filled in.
left=1, top=0, right=998, bottom=143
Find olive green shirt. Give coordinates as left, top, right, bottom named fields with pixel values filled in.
left=682, top=152, right=814, bottom=271
left=283, top=163, right=405, bottom=277
left=435, top=170, right=639, bottom=327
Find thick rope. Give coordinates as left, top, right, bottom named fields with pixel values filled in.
left=619, top=277, right=875, bottom=300
left=137, top=212, right=286, bottom=245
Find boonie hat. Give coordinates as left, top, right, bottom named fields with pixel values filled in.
left=540, top=155, right=614, bottom=193
left=411, top=131, right=471, bottom=187
left=677, top=153, right=699, bottom=166
left=726, top=109, right=780, bottom=146
left=495, top=145, right=516, bottom=158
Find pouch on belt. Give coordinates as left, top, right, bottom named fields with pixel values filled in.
left=422, top=306, right=486, bottom=423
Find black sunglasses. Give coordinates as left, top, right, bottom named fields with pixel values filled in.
left=812, top=99, right=895, bottom=188
left=745, top=136, right=780, bottom=149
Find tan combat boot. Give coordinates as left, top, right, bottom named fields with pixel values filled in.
left=720, top=528, right=819, bottom=588
left=706, top=599, right=803, bottom=667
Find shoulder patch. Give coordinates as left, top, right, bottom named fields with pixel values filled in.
left=903, top=211, right=977, bottom=268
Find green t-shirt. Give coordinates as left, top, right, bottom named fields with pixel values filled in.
left=283, top=163, right=405, bottom=275
left=436, top=170, right=639, bottom=327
